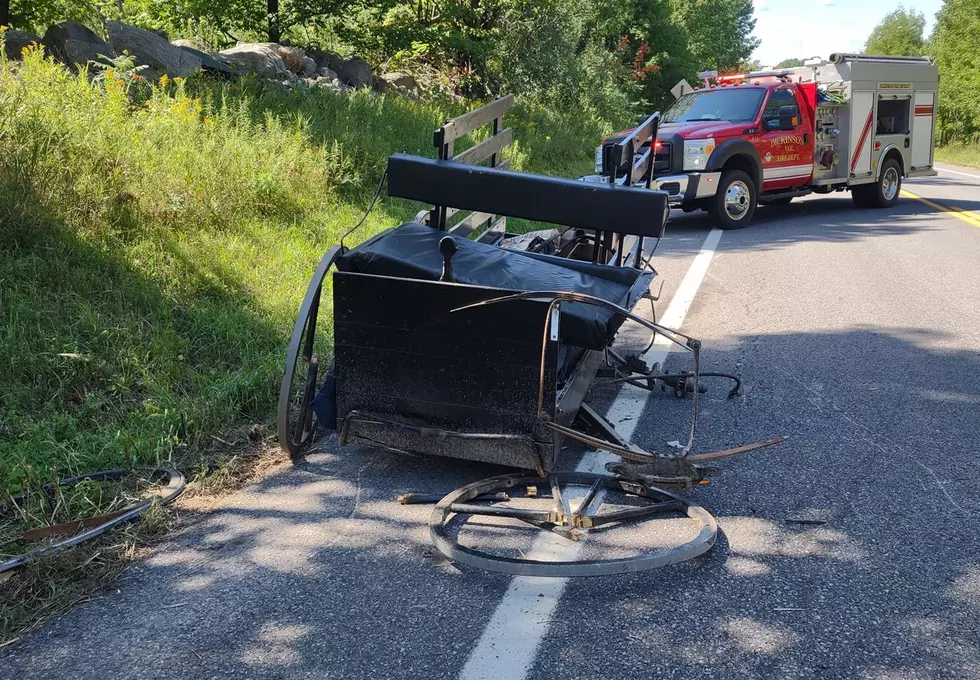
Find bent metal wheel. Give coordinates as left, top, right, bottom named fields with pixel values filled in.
left=278, top=245, right=344, bottom=459
left=429, top=472, right=717, bottom=577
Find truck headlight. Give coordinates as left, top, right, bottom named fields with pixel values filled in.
left=595, top=145, right=604, bottom=173
left=683, top=138, right=716, bottom=171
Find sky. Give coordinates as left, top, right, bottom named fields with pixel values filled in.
left=751, top=0, right=944, bottom=66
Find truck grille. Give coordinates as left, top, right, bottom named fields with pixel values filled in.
left=603, top=140, right=672, bottom=177
left=601, top=145, right=617, bottom=175
left=654, top=141, right=672, bottom=173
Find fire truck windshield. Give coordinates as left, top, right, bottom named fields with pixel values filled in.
left=663, top=88, right=766, bottom=124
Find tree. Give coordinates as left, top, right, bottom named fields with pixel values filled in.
left=612, top=0, right=699, bottom=110
left=775, top=57, right=804, bottom=68
left=1, top=0, right=9, bottom=28
left=672, top=0, right=759, bottom=72
left=864, top=6, right=925, bottom=56
left=931, top=0, right=980, bottom=144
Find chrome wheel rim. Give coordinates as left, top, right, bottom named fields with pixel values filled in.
left=882, top=167, right=899, bottom=201
left=724, top=181, right=751, bottom=220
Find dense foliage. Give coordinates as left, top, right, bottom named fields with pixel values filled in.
left=858, top=1, right=978, bottom=146
left=7, top=0, right=759, bottom=119
left=930, top=0, right=980, bottom=145
left=0, top=42, right=618, bottom=491
left=864, top=7, right=926, bottom=57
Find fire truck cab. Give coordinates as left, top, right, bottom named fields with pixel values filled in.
left=588, top=54, right=939, bottom=229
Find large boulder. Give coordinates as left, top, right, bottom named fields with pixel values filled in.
left=107, top=21, right=201, bottom=77
left=173, top=44, right=235, bottom=78
left=2, top=29, right=43, bottom=60
left=308, top=49, right=343, bottom=72
left=381, top=71, right=418, bottom=92
left=217, top=43, right=289, bottom=80
left=299, top=56, right=317, bottom=77
left=274, top=45, right=306, bottom=73
left=334, top=57, right=372, bottom=88
left=171, top=38, right=208, bottom=52
left=42, top=21, right=115, bottom=70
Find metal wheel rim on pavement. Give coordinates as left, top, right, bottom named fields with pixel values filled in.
left=429, top=472, right=718, bottom=577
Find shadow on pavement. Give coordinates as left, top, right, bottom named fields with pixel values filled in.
left=665, top=191, right=977, bottom=252
left=3, top=323, right=979, bottom=680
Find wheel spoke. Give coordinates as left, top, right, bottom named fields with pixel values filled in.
left=550, top=475, right=572, bottom=524
left=587, top=500, right=682, bottom=528
left=574, top=477, right=603, bottom=520
left=449, top=503, right=554, bottom=523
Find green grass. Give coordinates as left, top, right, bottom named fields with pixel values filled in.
left=935, top=144, right=980, bottom=170
left=0, top=47, right=620, bottom=496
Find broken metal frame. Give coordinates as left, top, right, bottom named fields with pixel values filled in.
left=453, top=288, right=704, bottom=459
left=0, top=468, right=186, bottom=574
left=428, top=471, right=717, bottom=577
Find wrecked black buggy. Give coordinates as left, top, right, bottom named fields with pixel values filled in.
left=277, top=98, right=780, bottom=576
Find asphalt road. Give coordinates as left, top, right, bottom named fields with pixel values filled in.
left=4, top=165, right=980, bottom=679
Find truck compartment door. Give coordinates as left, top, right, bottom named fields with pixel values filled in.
left=911, top=92, right=936, bottom=171
left=848, top=91, right=875, bottom=179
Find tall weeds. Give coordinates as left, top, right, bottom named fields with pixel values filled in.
left=0, top=47, right=615, bottom=491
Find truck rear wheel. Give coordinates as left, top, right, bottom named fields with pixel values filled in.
left=852, top=158, right=902, bottom=209
left=709, top=170, right=756, bottom=230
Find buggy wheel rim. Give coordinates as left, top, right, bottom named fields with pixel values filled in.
left=277, top=246, right=344, bottom=459
left=429, top=472, right=717, bottom=577
left=724, top=181, right=751, bottom=220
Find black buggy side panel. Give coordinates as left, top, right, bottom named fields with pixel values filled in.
left=333, top=272, right=559, bottom=470
left=336, top=222, right=652, bottom=350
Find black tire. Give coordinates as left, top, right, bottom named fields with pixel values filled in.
left=851, top=183, right=875, bottom=208
left=708, top=170, right=756, bottom=229
left=853, top=158, right=902, bottom=209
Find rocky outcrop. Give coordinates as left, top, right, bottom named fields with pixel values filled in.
left=299, top=56, right=317, bottom=77
left=309, top=50, right=344, bottom=73
left=42, top=21, right=114, bottom=71
left=381, top=71, right=418, bottom=92
left=171, top=38, right=208, bottom=52
left=274, top=45, right=306, bottom=73
left=217, top=43, right=290, bottom=80
left=28, top=19, right=420, bottom=99
left=173, top=43, right=235, bottom=77
left=2, top=29, right=43, bottom=60
left=107, top=21, right=201, bottom=77
left=333, top=57, right=373, bottom=88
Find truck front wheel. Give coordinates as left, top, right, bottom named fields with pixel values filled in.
left=852, top=158, right=902, bottom=209
left=709, top=170, right=756, bottom=229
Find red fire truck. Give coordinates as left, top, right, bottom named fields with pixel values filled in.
left=588, top=54, right=940, bottom=229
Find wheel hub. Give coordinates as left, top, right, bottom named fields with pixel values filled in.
left=725, top=181, right=751, bottom=220
left=882, top=167, right=899, bottom=201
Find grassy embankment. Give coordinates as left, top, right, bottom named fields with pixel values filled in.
left=935, top=145, right=980, bottom=170
left=0, top=47, right=623, bottom=638
left=0, top=48, right=618, bottom=494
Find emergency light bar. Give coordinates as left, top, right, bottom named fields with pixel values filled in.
left=745, top=69, right=792, bottom=80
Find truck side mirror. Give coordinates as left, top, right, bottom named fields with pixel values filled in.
left=778, top=105, right=799, bottom=131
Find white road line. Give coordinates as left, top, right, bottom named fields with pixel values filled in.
left=937, top=165, right=980, bottom=181
left=457, top=228, right=724, bottom=680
